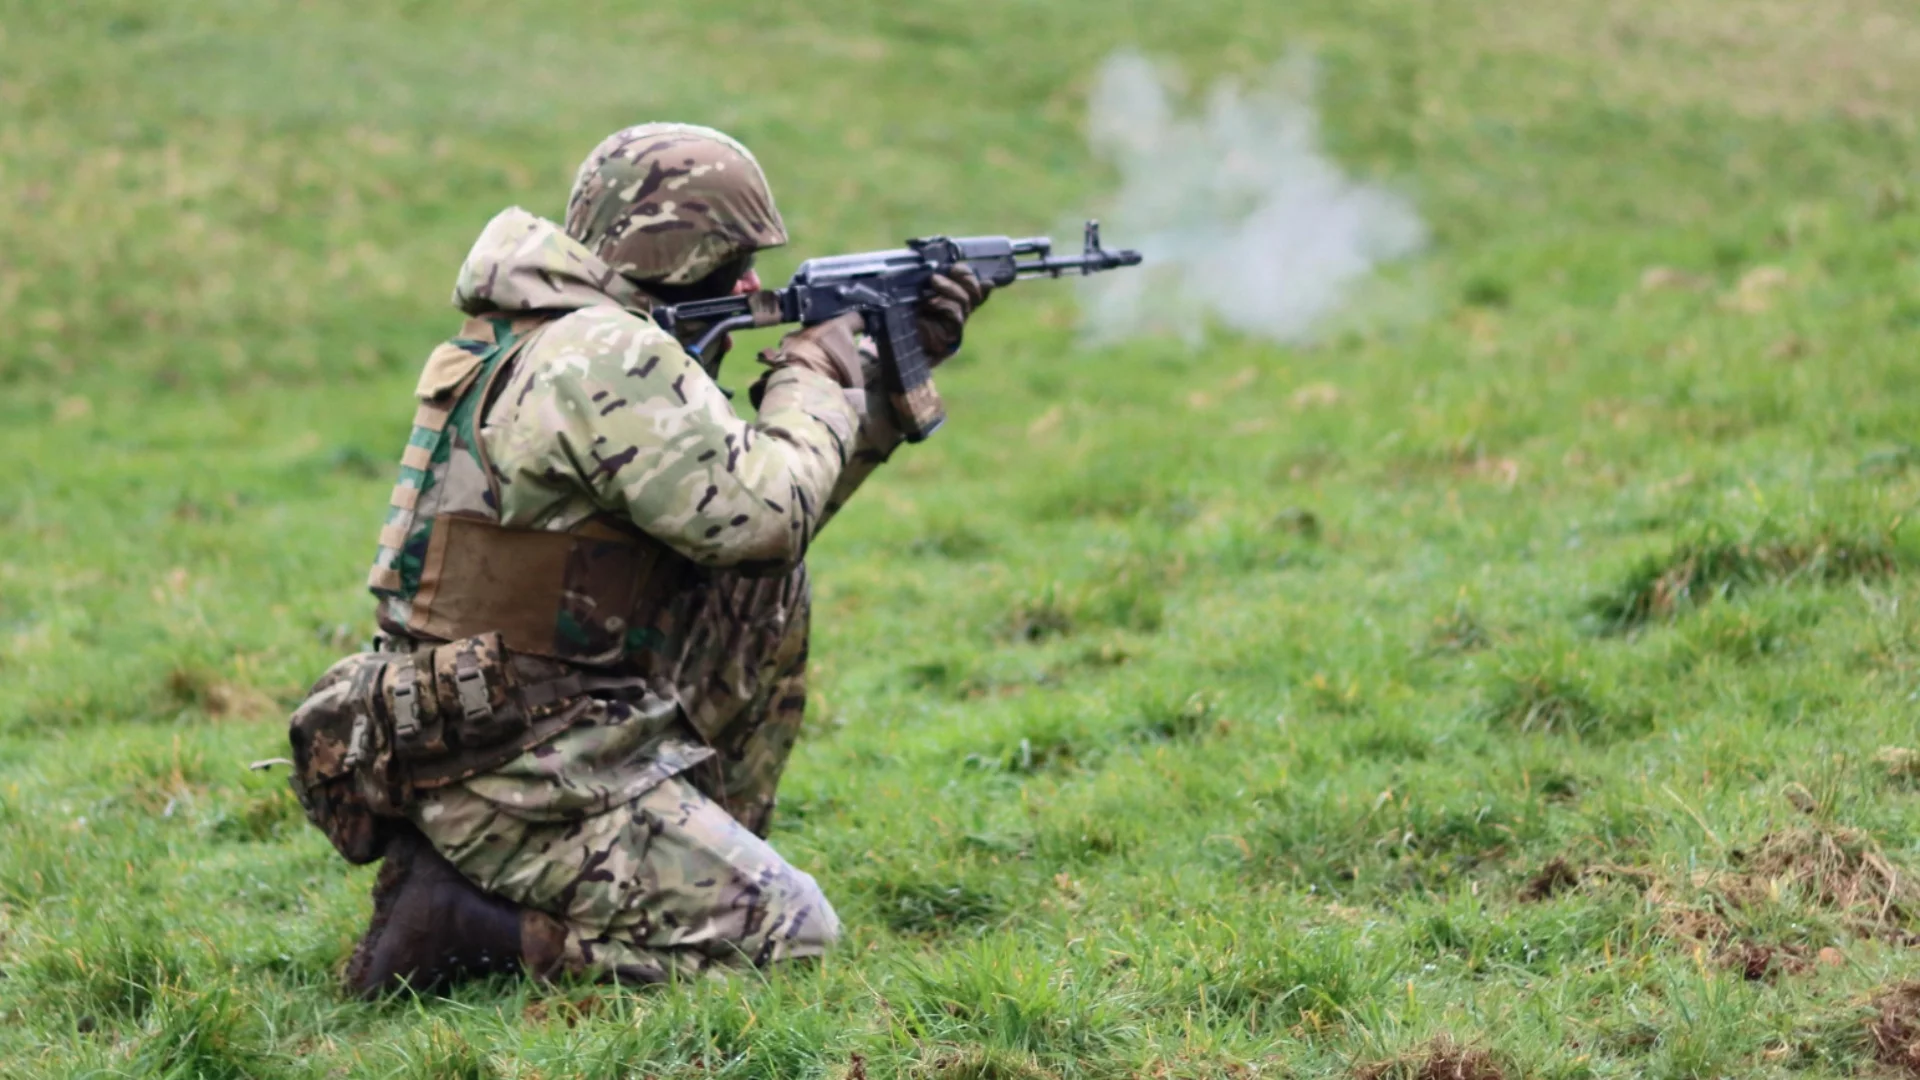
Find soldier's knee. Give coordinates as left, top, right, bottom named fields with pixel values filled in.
left=794, top=883, right=842, bottom=952
left=763, top=868, right=840, bottom=961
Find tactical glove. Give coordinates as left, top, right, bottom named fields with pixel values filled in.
left=758, top=311, right=867, bottom=388
left=918, top=263, right=992, bottom=363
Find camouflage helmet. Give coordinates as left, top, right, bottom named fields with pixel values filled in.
left=564, top=123, right=788, bottom=287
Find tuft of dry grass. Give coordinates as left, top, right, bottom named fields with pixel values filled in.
left=1648, top=827, right=1918, bottom=954
left=1878, top=747, right=1920, bottom=782
left=1356, top=1036, right=1509, bottom=1080
left=1721, top=827, right=1919, bottom=933
left=1526, top=830, right=1913, bottom=981
left=907, top=1046, right=1062, bottom=1080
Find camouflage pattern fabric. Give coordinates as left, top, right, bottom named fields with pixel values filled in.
left=455, top=207, right=898, bottom=572
left=412, top=772, right=839, bottom=981
left=407, top=579, right=824, bottom=978
left=370, top=158, right=906, bottom=979
left=450, top=208, right=651, bottom=315
left=676, top=569, right=813, bottom=836
left=453, top=691, right=713, bottom=821
left=564, top=123, right=788, bottom=287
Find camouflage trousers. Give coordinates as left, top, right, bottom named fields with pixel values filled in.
left=412, top=773, right=837, bottom=981
left=408, top=569, right=834, bottom=981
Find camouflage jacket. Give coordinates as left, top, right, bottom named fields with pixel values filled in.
left=402, top=208, right=902, bottom=817
left=462, top=206, right=900, bottom=563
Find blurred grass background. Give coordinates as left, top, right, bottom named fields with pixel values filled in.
left=4, top=1, right=1920, bottom=1077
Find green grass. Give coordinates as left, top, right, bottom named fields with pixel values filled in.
left=6, top=0, right=1920, bottom=1076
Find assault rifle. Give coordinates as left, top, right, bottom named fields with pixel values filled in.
left=651, top=221, right=1142, bottom=442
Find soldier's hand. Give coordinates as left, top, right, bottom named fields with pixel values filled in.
left=918, top=263, right=991, bottom=363
left=759, top=311, right=866, bottom=388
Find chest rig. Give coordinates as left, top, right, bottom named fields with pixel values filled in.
left=367, top=313, right=691, bottom=669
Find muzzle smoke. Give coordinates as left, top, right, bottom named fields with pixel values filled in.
left=1077, top=51, right=1426, bottom=345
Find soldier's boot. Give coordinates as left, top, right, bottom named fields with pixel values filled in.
left=344, top=825, right=569, bottom=998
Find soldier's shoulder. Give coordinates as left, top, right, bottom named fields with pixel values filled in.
left=523, top=305, right=694, bottom=383
left=536, top=305, right=678, bottom=353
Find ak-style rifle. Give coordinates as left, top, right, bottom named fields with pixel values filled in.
left=652, top=221, right=1142, bottom=441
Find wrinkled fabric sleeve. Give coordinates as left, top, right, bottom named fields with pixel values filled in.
left=495, top=309, right=866, bottom=571
left=805, top=339, right=904, bottom=532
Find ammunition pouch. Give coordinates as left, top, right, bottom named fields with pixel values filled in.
left=286, top=632, right=643, bottom=864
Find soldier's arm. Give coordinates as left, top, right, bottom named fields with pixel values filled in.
left=495, top=309, right=869, bottom=572
left=810, top=339, right=904, bottom=531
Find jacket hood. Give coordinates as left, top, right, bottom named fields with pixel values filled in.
left=452, top=207, right=650, bottom=316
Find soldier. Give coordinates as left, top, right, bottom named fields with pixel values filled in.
left=289, top=123, right=987, bottom=995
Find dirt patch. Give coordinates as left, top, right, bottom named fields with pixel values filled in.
left=1356, top=1037, right=1508, bottom=1080
left=1519, top=856, right=1581, bottom=902
left=1869, top=984, right=1920, bottom=1076
left=1725, top=942, right=1814, bottom=983
left=1722, top=943, right=1846, bottom=982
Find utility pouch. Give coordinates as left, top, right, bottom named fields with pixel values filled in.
left=286, top=653, right=404, bottom=864
left=288, top=636, right=640, bottom=865
left=381, top=631, right=526, bottom=761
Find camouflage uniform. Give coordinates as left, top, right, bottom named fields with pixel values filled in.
left=377, top=125, right=903, bottom=981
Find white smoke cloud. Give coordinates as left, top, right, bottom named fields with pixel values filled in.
left=1078, top=51, right=1426, bottom=345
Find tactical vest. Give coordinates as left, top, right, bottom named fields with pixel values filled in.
left=367, top=313, right=693, bottom=669
left=285, top=313, right=716, bottom=865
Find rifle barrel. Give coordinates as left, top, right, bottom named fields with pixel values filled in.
left=1014, top=249, right=1144, bottom=278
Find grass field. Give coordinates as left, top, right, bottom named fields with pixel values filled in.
left=6, top=1, right=1920, bottom=1076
